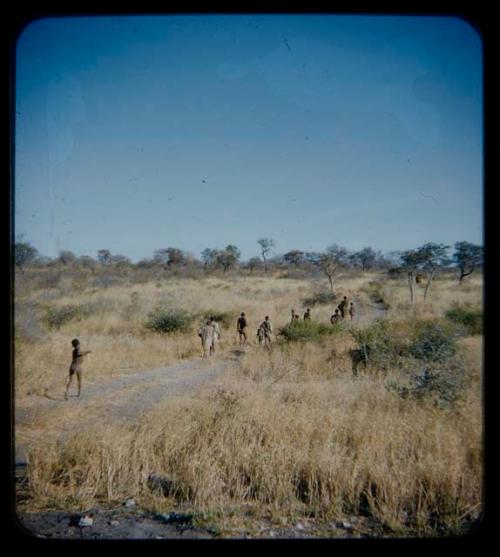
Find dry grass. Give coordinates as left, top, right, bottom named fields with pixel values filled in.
left=15, top=270, right=483, bottom=536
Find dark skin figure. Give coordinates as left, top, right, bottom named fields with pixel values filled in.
left=65, top=339, right=91, bottom=400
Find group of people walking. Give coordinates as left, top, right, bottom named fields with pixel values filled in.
left=64, top=297, right=357, bottom=401
left=198, top=296, right=356, bottom=356
left=330, top=295, right=355, bottom=324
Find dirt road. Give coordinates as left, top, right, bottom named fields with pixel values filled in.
left=15, top=351, right=241, bottom=464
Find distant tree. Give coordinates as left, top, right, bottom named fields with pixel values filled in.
left=225, top=245, right=241, bottom=260
left=453, top=241, right=483, bottom=283
left=417, top=243, right=450, bottom=300
left=247, top=257, right=263, bottom=274
left=350, top=247, right=378, bottom=272
left=153, top=249, right=170, bottom=267
left=317, top=253, right=339, bottom=295
left=216, top=245, right=241, bottom=274
left=325, top=244, right=351, bottom=266
left=14, top=239, right=38, bottom=273
left=154, top=247, right=187, bottom=268
left=257, top=238, right=275, bottom=273
left=283, top=250, right=305, bottom=267
left=97, top=249, right=112, bottom=266
left=78, top=255, right=96, bottom=270
left=201, top=248, right=218, bottom=267
left=400, top=243, right=450, bottom=301
left=304, top=251, right=321, bottom=265
left=110, top=254, right=131, bottom=269
left=400, top=249, right=426, bottom=303
left=58, top=250, right=77, bottom=266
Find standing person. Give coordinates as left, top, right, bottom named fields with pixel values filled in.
left=349, top=302, right=355, bottom=321
left=290, top=308, right=297, bottom=324
left=257, top=316, right=273, bottom=347
left=338, top=296, right=348, bottom=319
left=65, top=339, right=91, bottom=400
left=209, top=316, right=221, bottom=356
left=198, top=319, right=214, bottom=358
left=237, top=312, right=248, bottom=346
left=303, top=308, right=311, bottom=321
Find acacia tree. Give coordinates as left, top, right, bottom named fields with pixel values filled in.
left=216, top=245, right=241, bottom=274
left=400, top=249, right=426, bottom=303
left=283, top=250, right=305, bottom=267
left=418, top=243, right=450, bottom=300
left=14, top=239, right=38, bottom=274
left=201, top=248, right=218, bottom=268
left=257, top=238, right=275, bottom=273
left=453, top=241, right=483, bottom=283
left=401, top=243, right=450, bottom=301
left=307, top=245, right=349, bottom=295
left=351, top=247, right=378, bottom=272
left=154, top=247, right=187, bottom=268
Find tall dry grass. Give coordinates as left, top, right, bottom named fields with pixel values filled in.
left=22, top=338, right=482, bottom=535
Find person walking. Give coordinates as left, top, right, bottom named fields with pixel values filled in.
left=237, top=312, right=248, bottom=346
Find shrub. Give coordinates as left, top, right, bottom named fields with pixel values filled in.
left=350, top=320, right=405, bottom=370
left=408, top=321, right=457, bottom=363
left=43, top=304, right=94, bottom=330
left=386, top=358, right=470, bottom=406
left=302, top=291, right=337, bottom=307
left=200, top=309, right=235, bottom=329
left=145, top=308, right=194, bottom=334
left=445, top=306, right=483, bottom=336
left=279, top=320, right=341, bottom=342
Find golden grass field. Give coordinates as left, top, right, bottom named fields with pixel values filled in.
left=14, top=269, right=483, bottom=537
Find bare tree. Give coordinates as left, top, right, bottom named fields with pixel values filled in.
left=257, top=238, right=275, bottom=273
left=318, top=253, right=338, bottom=295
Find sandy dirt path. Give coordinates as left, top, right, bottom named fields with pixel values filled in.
left=15, top=350, right=243, bottom=464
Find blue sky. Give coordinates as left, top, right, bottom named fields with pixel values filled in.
left=15, top=14, right=483, bottom=262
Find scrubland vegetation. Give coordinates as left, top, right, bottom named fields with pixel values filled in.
left=14, top=249, right=483, bottom=537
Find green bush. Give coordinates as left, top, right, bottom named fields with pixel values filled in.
left=386, top=359, right=469, bottom=406
left=408, top=321, right=457, bottom=363
left=445, top=306, right=483, bottom=336
left=280, top=320, right=341, bottom=342
left=200, top=309, right=235, bottom=329
left=44, top=304, right=94, bottom=330
left=350, top=320, right=404, bottom=370
left=145, top=308, right=194, bottom=334
left=351, top=318, right=458, bottom=372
